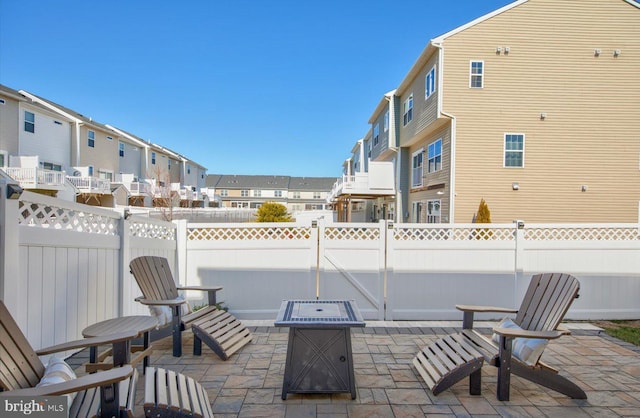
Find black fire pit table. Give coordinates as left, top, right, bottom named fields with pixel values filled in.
left=275, top=299, right=365, bottom=400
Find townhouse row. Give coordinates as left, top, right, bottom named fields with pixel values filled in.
left=0, top=84, right=207, bottom=208
left=328, top=0, right=640, bottom=223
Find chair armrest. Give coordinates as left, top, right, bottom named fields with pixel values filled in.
left=0, top=365, right=133, bottom=397
left=556, top=324, right=572, bottom=335
left=456, top=304, right=518, bottom=314
left=493, top=327, right=565, bottom=340
left=177, top=285, right=223, bottom=306
left=177, top=285, right=223, bottom=292
left=135, top=297, right=187, bottom=306
left=35, top=330, right=138, bottom=355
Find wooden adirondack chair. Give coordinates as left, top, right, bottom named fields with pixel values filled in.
left=0, top=301, right=138, bottom=418
left=129, top=256, right=252, bottom=359
left=413, top=273, right=587, bottom=401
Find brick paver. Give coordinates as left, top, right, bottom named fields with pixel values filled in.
left=67, top=323, right=640, bottom=417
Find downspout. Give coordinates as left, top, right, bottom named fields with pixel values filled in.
left=433, top=42, right=456, bottom=223
left=385, top=94, right=403, bottom=223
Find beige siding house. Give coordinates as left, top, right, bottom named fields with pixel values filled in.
left=398, top=0, right=640, bottom=223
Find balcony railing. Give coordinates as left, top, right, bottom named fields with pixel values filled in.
left=127, top=181, right=151, bottom=195
left=2, top=167, right=66, bottom=189
left=327, top=161, right=396, bottom=202
left=67, top=176, right=111, bottom=194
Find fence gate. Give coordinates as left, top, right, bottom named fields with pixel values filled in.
left=316, top=220, right=386, bottom=320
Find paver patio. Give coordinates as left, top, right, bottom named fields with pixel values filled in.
left=70, top=321, right=640, bottom=417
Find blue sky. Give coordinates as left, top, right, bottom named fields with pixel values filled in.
left=1, top=0, right=512, bottom=177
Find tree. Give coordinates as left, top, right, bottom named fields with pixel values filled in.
left=475, top=198, right=492, bottom=223
left=474, top=198, right=492, bottom=239
left=255, top=202, right=293, bottom=222
left=148, top=165, right=179, bottom=221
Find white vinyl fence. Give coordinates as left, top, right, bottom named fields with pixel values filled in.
left=0, top=188, right=176, bottom=351
left=183, top=219, right=640, bottom=321
left=1, top=182, right=639, bottom=353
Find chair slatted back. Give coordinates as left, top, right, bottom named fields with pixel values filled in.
left=0, top=301, right=46, bottom=391
left=516, top=273, right=580, bottom=332
left=130, top=256, right=179, bottom=300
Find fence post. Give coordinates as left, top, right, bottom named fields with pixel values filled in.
left=175, top=219, right=188, bottom=286
left=513, top=220, right=525, bottom=273
left=384, top=220, right=393, bottom=320
left=0, top=176, right=22, bottom=305
left=119, top=209, right=130, bottom=316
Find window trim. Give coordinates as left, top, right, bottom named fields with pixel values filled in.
left=411, top=148, right=424, bottom=188
left=24, top=111, right=35, bottom=133
left=427, top=199, right=441, bottom=223
left=87, top=130, right=95, bottom=148
left=373, top=123, right=380, bottom=146
left=503, top=133, right=525, bottom=168
left=403, top=94, right=413, bottom=126
left=427, top=138, right=442, bottom=174
left=469, top=60, right=484, bottom=88
left=119, top=142, right=125, bottom=157
left=425, top=65, right=436, bottom=99
left=151, top=152, right=156, bottom=165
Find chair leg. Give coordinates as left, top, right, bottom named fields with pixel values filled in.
left=469, top=368, right=482, bottom=395
left=497, top=336, right=513, bottom=401
left=172, top=306, right=182, bottom=357
left=193, top=334, right=202, bottom=356
left=511, top=362, right=587, bottom=399
left=99, top=382, right=119, bottom=418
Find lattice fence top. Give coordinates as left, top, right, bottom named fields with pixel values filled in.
left=324, top=226, right=380, bottom=241
left=19, top=201, right=118, bottom=235
left=129, top=220, right=176, bottom=240
left=188, top=226, right=311, bottom=241
left=525, top=226, right=640, bottom=241
left=393, top=226, right=515, bottom=241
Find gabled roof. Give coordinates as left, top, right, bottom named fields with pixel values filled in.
left=288, top=177, right=337, bottom=191
left=214, top=174, right=291, bottom=189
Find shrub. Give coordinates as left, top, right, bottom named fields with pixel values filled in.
left=255, top=202, right=293, bottom=222
left=475, top=198, right=492, bottom=239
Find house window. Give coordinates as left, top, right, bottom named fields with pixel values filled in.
left=241, top=190, right=249, bottom=197
left=384, top=110, right=389, bottom=132
left=425, top=65, right=436, bottom=98
left=24, top=111, right=35, bottom=133
left=42, top=161, right=62, bottom=171
left=98, top=170, right=113, bottom=181
left=168, top=159, right=171, bottom=170
left=187, top=164, right=191, bottom=174
left=253, top=190, right=261, bottom=197
left=504, top=133, right=525, bottom=167
left=470, top=61, right=484, bottom=88
left=293, top=191, right=301, bottom=199
left=151, top=152, right=156, bottom=164
left=403, top=94, right=413, bottom=126
left=220, top=189, right=228, bottom=197
left=412, top=149, right=424, bottom=188
left=119, top=142, right=125, bottom=157
left=88, top=130, right=95, bottom=147
left=427, top=199, right=441, bottom=223
left=275, top=190, right=282, bottom=197
left=88, top=165, right=94, bottom=176
left=367, top=143, right=372, bottom=159
left=313, top=192, right=321, bottom=199
left=0, top=153, right=5, bottom=167
left=373, top=123, right=379, bottom=146
left=427, top=139, right=442, bottom=173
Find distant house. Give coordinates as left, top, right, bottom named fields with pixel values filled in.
left=0, top=84, right=207, bottom=208
left=205, top=174, right=335, bottom=215
left=335, top=0, right=640, bottom=223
